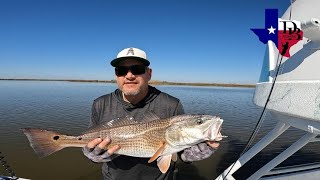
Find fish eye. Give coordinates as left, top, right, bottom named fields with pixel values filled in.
left=196, top=118, right=203, bottom=124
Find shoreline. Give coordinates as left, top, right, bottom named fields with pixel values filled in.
left=0, top=78, right=256, bottom=88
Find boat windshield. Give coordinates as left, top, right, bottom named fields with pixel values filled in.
left=258, top=45, right=271, bottom=83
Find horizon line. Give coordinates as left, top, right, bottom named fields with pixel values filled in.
left=0, top=78, right=256, bottom=88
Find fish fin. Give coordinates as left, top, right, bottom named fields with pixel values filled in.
left=141, top=111, right=161, bottom=123
left=84, top=116, right=138, bottom=133
left=157, top=154, right=172, bottom=173
left=172, top=153, right=178, bottom=162
left=21, top=128, right=66, bottom=158
left=148, top=141, right=166, bottom=163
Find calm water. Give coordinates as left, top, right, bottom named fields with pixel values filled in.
left=1, top=81, right=320, bottom=180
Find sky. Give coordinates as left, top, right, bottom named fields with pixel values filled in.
left=0, top=0, right=291, bottom=84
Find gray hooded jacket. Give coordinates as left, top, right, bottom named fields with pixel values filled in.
left=89, top=86, right=214, bottom=180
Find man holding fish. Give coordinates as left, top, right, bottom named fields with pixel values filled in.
left=22, top=47, right=224, bottom=180
left=82, top=47, right=222, bottom=180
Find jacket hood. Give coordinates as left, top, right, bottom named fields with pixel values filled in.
left=112, top=85, right=160, bottom=110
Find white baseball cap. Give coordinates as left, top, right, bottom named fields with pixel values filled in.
left=110, top=47, right=150, bottom=67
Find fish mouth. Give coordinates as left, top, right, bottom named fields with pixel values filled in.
left=207, top=118, right=224, bottom=141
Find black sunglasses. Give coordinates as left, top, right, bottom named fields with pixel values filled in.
left=115, top=65, right=147, bottom=76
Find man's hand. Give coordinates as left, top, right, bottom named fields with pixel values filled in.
left=180, top=141, right=220, bottom=163
left=82, top=138, right=121, bottom=163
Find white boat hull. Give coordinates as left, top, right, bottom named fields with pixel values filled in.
left=254, top=81, right=320, bottom=121
left=217, top=0, right=320, bottom=179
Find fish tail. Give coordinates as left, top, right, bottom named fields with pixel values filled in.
left=21, top=128, right=67, bottom=158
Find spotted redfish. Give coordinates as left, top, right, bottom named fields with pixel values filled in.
left=22, top=114, right=225, bottom=173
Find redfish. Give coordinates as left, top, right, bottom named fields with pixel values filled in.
left=22, top=114, right=225, bottom=173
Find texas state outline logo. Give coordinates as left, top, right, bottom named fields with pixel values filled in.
left=251, top=9, right=303, bottom=57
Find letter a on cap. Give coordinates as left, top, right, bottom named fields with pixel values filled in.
left=127, top=48, right=135, bottom=55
